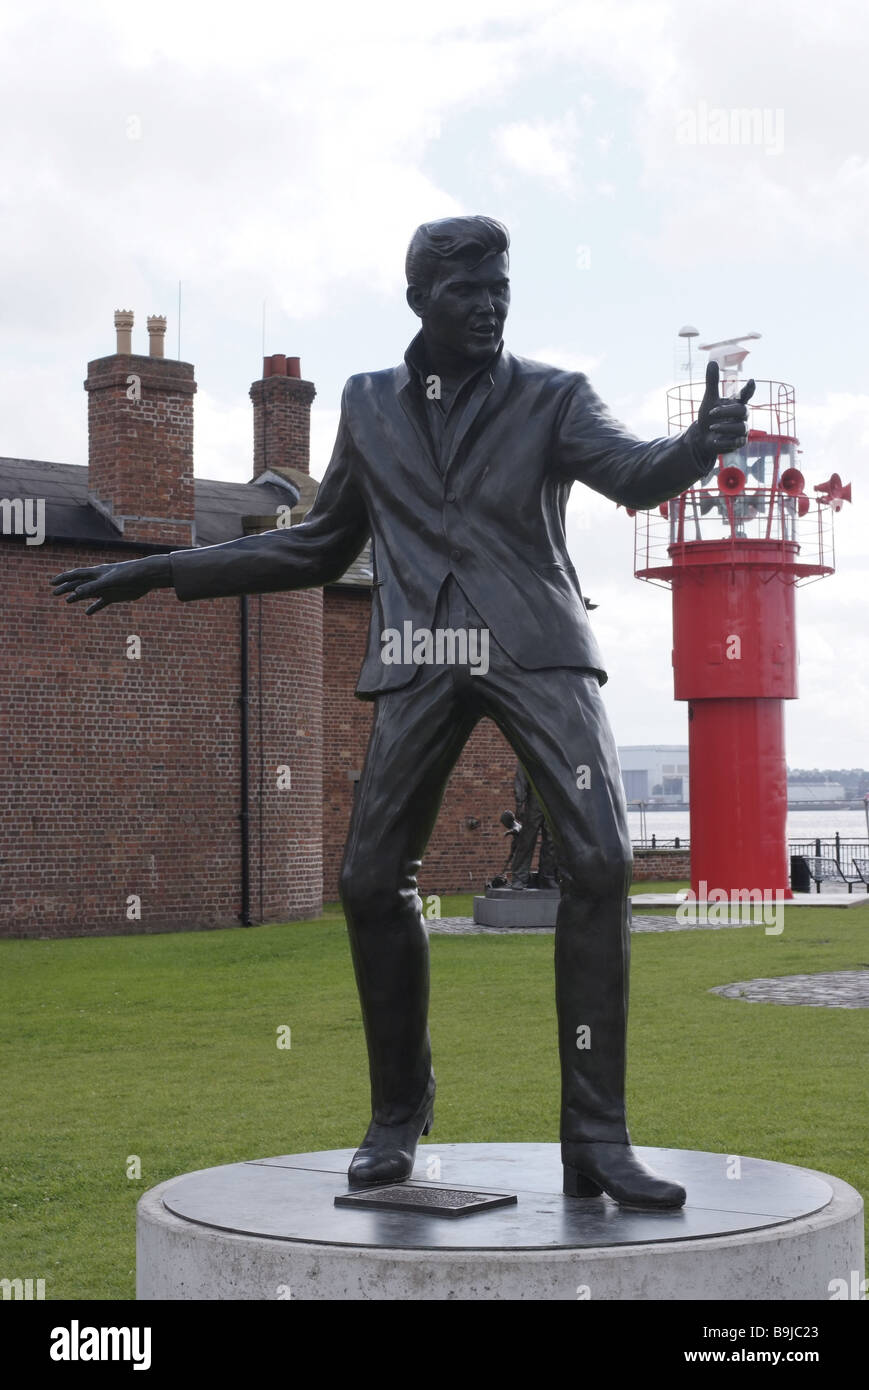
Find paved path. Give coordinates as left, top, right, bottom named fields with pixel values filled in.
left=710, top=970, right=869, bottom=1009
left=430, top=918, right=550, bottom=935
left=429, top=914, right=759, bottom=936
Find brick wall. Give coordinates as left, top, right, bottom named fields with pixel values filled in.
left=2, top=543, right=679, bottom=937
left=321, top=587, right=374, bottom=897
left=631, top=849, right=690, bottom=881
left=0, top=544, right=322, bottom=937
left=245, top=586, right=323, bottom=924
left=3, top=332, right=672, bottom=937
left=418, top=720, right=518, bottom=900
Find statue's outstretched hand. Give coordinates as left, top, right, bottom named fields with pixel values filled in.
left=695, top=359, right=755, bottom=461
left=50, top=555, right=171, bottom=615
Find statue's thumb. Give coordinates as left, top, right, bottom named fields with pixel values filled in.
left=702, top=358, right=719, bottom=409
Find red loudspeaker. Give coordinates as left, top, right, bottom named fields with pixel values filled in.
left=797, top=496, right=811, bottom=517
left=719, top=466, right=747, bottom=496
left=659, top=502, right=669, bottom=518
left=815, top=473, right=852, bottom=506
left=780, top=467, right=805, bottom=497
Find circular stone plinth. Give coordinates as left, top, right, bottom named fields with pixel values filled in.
left=711, top=970, right=869, bottom=1008
left=137, top=1144, right=863, bottom=1300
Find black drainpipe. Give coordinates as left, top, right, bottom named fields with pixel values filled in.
left=239, top=595, right=252, bottom=925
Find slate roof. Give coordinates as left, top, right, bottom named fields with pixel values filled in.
left=334, top=543, right=373, bottom=589
left=0, top=457, right=372, bottom=588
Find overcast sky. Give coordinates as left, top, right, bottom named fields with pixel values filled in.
left=2, top=0, right=866, bottom=767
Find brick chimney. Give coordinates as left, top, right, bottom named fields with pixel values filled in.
left=250, top=355, right=316, bottom=477
left=84, top=310, right=196, bottom=546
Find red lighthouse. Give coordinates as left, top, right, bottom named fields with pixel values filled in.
left=633, top=334, right=849, bottom=900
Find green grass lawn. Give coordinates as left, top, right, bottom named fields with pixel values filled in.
left=1, top=889, right=867, bottom=1299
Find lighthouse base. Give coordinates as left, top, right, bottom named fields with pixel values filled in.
left=688, top=697, right=791, bottom=902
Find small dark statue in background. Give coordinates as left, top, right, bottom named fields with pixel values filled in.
left=490, top=764, right=560, bottom=891
left=509, top=764, right=560, bottom=890
left=52, top=216, right=752, bottom=1208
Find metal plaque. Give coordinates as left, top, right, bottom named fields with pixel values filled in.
left=334, top=1183, right=518, bottom=1219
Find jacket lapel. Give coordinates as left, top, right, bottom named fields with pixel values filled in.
left=389, top=345, right=515, bottom=485
left=444, top=348, right=514, bottom=482
left=394, top=363, right=441, bottom=483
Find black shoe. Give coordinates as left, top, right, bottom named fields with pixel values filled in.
left=347, top=1077, right=435, bottom=1188
left=562, top=1142, right=686, bottom=1209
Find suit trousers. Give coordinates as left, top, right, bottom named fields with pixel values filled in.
left=339, top=576, right=633, bottom=1147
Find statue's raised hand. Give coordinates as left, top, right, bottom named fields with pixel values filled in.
left=696, top=359, right=755, bottom=462
left=50, top=555, right=171, bottom=615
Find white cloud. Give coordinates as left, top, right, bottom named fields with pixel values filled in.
left=192, top=392, right=253, bottom=483
left=493, top=112, right=581, bottom=192
left=194, top=395, right=340, bottom=483
left=620, top=3, right=869, bottom=268
left=310, top=409, right=342, bottom=480
left=2, top=0, right=868, bottom=767
left=0, top=1, right=544, bottom=343
left=530, top=346, right=604, bottom=375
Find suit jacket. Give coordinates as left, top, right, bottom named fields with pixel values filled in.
left=169, top=345, right=710, bottom=697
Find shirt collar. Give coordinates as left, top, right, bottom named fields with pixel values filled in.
left=404, top=329, right=504, bottom=392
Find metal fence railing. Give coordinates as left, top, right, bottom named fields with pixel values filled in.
left=789, top=837, right=869, bottom=865
left=629, top=837, right=869, bottom=861
left=632, top=837, right=689, bottom=851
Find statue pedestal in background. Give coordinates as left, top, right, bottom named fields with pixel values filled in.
left=473, top=889, right=633, bottom=930
left=474, top=886, right=561, bottom=928
left=137, top=1144, right=863, bottom=1301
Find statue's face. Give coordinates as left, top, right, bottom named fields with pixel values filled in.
left=412, top=251, right=510, bottom=364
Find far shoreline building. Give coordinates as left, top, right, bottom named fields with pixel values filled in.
left=619, top=745, right=690, bottom=807
left=618, top=747, right=854, bottom=813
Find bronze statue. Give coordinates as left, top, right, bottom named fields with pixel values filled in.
left=52, top=216, right=753, bottom=1208
left=509, top=764, right=560, bottom=890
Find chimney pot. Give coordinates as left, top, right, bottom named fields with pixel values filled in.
left=250, top=358, right=315, bottom=476
left=147, top=314, right=167, bottom=358
left=86, top=319, right=196, bottom=545
left=114, top=309, right=134, bottom=355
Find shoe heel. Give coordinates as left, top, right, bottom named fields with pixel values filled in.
left=563, top=1165, right=603, bottom=1198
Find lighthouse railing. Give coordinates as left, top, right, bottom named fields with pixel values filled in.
left=666, top=378, right=796, bottom=438
left=634, top=485, right=835, bottom=584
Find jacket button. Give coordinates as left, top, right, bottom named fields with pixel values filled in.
left=446, top=491, right=457, bottom=502
left=450, top=548, right=462, bottom=562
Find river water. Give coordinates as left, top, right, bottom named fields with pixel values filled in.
left=627, top=807, right=869, bottom=845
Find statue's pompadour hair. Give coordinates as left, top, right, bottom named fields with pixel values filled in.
left=405, top=215, right=510, bottom=292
